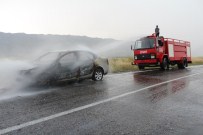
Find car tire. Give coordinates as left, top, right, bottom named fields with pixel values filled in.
left=92, top=68, right=103, bottom=81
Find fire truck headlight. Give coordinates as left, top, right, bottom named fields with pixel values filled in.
left=151, top=54, right=155, bottom=59
left=134, top=55, right=137, bottom=60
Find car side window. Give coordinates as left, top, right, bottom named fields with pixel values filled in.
left=77, top=52, right=94, bottom=61
left=59, top=53, right=76, bottom=66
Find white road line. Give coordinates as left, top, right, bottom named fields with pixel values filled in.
left=0, top=72, right=203, bottom=134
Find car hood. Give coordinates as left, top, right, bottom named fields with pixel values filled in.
left=19, top=61, right=55, bottom=75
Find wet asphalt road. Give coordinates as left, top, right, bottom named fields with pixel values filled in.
left=1, top=66, right=203, bottom=135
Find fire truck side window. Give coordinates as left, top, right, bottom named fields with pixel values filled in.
left=158, top=40, right=163, bottom=46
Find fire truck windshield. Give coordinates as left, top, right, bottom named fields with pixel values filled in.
left=134, top=38, right=155, bottom=50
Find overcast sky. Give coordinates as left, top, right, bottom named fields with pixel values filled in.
left=0, top=0, right=203, bottom=55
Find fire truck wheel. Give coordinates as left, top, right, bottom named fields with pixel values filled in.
left=183, top=58, right=188, bottom=68
left=178, top=58, right=187, bottom=69
left=160, top=57, right=168, bottom=70
left=138, top=65, right=145, bottom=70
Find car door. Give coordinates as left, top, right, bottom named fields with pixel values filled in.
left=76, top=51, right=94, bottom=77
left=58, top=52, right=78, bottom=80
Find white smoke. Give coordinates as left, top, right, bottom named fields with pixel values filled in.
left=0, top=59, right=36, bottom=100
left=0, top=34, right=144, bottom=100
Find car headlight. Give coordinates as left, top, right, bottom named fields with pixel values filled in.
left=151, top=54, right=156, bottom=59
left=134, top=55, right=137, bottom=60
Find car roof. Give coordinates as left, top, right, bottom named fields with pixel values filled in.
left=47, top=50, right=98, bottom=59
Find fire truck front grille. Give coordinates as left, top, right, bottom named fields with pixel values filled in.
left=137, top=54, right=151, bottom=60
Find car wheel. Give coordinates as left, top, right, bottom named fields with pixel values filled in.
left=92, top=68, right=103, bottom=81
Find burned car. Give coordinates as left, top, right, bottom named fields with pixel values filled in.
left=20, top=50, right=109, bottom=85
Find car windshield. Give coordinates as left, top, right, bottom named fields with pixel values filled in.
left=36, top=52, right=60, bottom=63
left=134, top=38, right=155, bottom=49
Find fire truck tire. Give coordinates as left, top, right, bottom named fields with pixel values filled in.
left=178, top=58, right=187, bottom=69
left=138, top=65, right=145, bottom=70
left=183, top=58, right=187, bottom=68
left=160, top=57, right=168, bottom=70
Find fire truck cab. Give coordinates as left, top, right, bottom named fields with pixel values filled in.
left=131, top=34, right=192, bottom=70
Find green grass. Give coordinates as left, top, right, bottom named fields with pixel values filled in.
left=109, top=57, right=203, bottom=73
left=108, top=57, right=138, bottom=73
left=190, top=57, right=203, bottom=65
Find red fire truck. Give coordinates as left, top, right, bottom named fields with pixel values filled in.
left=131, top=33, right=192, bottom=70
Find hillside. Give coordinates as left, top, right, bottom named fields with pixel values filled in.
left=0, top=32, right=132, bottom=59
